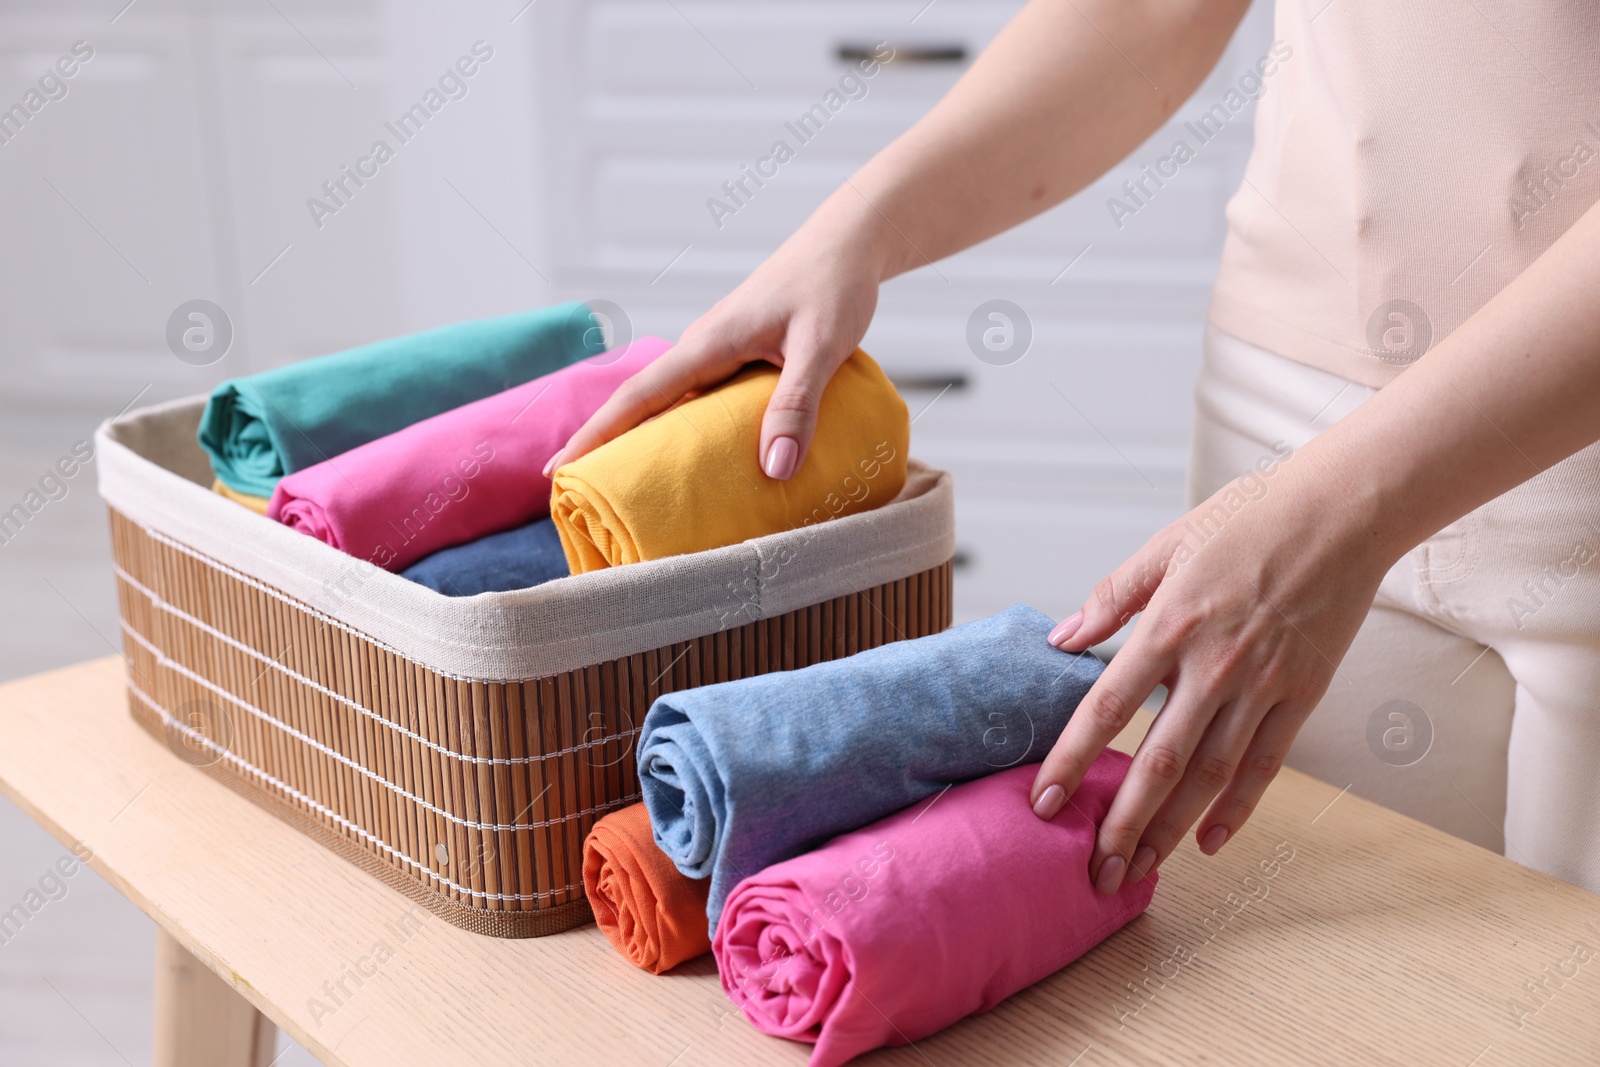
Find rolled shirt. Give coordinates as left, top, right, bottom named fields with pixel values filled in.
left=550, top=348, right=909, bottom=573
left=637, top=604, right=1104, bottom=928
left=199, top=302, right=604, bottom=497
left=267, top=337, right=670, bottom=572
left=212, top=478, right=270, bottom=515
left=399, top=517, right=570, bottom=596
left=582, top=803, right=713, bottom=974
left=714, top=754, right=1156, bottom=1067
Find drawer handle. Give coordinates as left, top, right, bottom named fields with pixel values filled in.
left=836, top=42, right=968, bottom=66
left=888, top=372, right=969, bottom=393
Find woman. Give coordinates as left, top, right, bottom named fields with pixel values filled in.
left=549, top=0, right=1600, bottom=895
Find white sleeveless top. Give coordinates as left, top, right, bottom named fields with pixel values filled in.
left=1209, top=0, right=1600, bottom=387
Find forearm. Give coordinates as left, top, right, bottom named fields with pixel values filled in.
left=1292, top=199, right=1600, bottom=570
left=805, top=0, right=1251, bottom=279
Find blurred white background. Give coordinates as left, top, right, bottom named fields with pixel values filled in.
left=0, top=0, right=1269, bottom=1061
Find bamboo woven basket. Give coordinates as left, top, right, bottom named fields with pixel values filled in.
left=96, top=397, right=955, bottom=938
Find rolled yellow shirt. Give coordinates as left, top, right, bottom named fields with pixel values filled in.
left=551, top=349, right=909, bottom=572
left=212, top=478, right=271, bottom=515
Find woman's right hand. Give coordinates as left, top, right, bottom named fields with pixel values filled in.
left=544, top=200, right=887, bottom=482
left=545, top=0, right=1252, bottom=480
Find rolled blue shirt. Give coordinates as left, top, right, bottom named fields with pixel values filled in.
left=637, top=603, right=1104, bottom=930
left=400, top=518, right=569, bottom=596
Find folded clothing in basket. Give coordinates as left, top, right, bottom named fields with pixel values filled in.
left=583, top=803, right=713, bottom=975
left=212, top=478, right=270, bottom=515
left=638, top=604, right=1104, bottom=928
left=714, top=755, right=1154, bottom=1067
left=550, top=348, right=909, bottom=573
left=268, top=336, right=671, bottom=572
left=199, top=302, right=604, bottom=497
left=400, top=518, right=569, bottom=596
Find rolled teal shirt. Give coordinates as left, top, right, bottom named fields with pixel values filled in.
left=198, top=302, right=604, bottom=496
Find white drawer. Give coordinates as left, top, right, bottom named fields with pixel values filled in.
left=585, top=149, right=857, bottom=261
left=570, top=147, right=1234, bottom=292
left=864, top=310, right=1204, bottom=447
left=581, top=1, right=1012, bottom=102
left=539, top=0, right=1271, bottom=298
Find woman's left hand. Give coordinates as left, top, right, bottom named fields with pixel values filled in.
left=1029, top=452, right=1394, bottom=894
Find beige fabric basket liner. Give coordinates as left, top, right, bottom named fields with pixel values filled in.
left=95, top=396, right=956, bottom=683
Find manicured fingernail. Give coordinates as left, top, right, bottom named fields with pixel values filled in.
left=1095, top=854, right=1126, bottom=895
left=1031, top=784, right=1065, bottom=820
left=764, top=436, right=798, bottom=480
left=542, top=451, right=564, bottom=478
left=1048, top=611, right=1083, bottom=647
left=1200, top=824, right=1229, bottom=855
left=1130, top=845, right=1158, bottom=882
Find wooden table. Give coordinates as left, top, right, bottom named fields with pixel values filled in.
left=3, top=657, right=1598, bottom=1066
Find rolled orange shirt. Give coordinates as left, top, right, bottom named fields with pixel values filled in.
left=583, top=803, right=712, bottom=974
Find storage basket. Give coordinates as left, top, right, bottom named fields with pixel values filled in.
left=95, top=397, right=955, bottom=938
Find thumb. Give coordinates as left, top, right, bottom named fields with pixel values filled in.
left=1049, top=532, right=1174, bottom=652
left=757, top=334, right=853, bottom=481
left=543, top=328, right=746, bottom=477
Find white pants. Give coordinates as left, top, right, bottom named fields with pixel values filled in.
left=1189, top=326, right=1600, bottom=892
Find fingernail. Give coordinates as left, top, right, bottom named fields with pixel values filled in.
left=1031, top=784, right=1065, bottom=820
left=1048, top=611, right=1083, bottom=647
left=1130, top=845, right=1158, bottom=882
left=1200, top=824, right=1229, bottom=855
left=542, top=451, right=564, bottom=478
left=1095, top=854, right=1126, bottom=896
left=764, top=436, right=799, bottom=480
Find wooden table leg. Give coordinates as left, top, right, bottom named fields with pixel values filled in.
left=153, top=929, right=278, bottom=1067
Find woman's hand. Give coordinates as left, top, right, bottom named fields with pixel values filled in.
left=1030, top=453, right=1393, bottom=895
left=1030, top=190, right=1600, bottom=894
left=546, top=0, right=1253, bottom=480
left=544, top=200, right=886, bottom=481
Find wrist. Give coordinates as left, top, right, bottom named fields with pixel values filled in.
left=1277, top=435, right=1411, bottom=583
left=804, top=183, right=917, bottom=284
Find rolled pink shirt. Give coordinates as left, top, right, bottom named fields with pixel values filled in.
left=714, top=753, right=1156, bottom=1067
left=267, top=336, right=670, bottom=572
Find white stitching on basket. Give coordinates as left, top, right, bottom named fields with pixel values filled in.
left=113, top=564, right=642, bottom=766
left=125, top=680, right=589, bottom=904
left=122, top=623, right=635, bottom=834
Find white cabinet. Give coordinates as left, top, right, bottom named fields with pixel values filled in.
left=201, top=9, right=397, bottom=374
left=0, top=14, right=221, bottom=413
left=0, top=2, right=392, bottom=417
